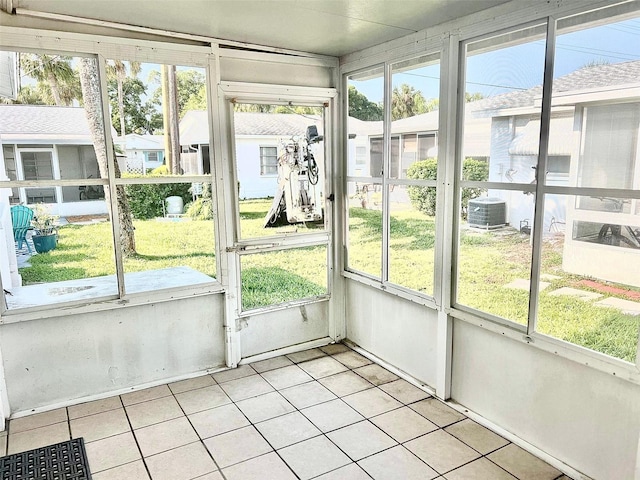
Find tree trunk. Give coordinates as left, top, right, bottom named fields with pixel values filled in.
left=47, top=71, right=63, bottom=106
left=79, top=58, right=136, bottom=256
left=167, top=65, right=181, bottom=174
left=117, top=75, right=126, bottom=137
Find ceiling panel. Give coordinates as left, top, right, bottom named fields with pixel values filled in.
left=13, top=0, right=512, bottom=56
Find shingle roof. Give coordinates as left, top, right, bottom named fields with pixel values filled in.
left=472, top=59, right=640, bottom=113
left=180, top=110, right=323, bottom=145
left=0, top=104, right=92, bottom=136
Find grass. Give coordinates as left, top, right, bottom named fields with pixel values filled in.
left=19, top=199, right=640, bottom=362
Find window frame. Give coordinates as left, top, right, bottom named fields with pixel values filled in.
left=258, top=145, right=278, bottom=176
left=0, top=41, right=223, bottom=320
left=343, top=54, right=442, bottom=308
left=341, top=5, right=640, bottom=383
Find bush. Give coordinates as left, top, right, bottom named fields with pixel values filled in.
left=186, top=183, right=214, bottom=221
left=461, top=158, right=490, bottom=218
left=406, top=157, right=489, bottom=217
left=124, top=174, right=192, bottom=219
left=406, top=158, right=438, bottom=216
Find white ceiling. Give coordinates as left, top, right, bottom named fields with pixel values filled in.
left=12, top=0, right=512, bottom=57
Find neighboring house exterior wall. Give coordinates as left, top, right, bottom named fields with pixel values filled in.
left=236, top=136, right=280, bottom=199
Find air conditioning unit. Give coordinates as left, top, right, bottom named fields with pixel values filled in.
left=468, top=197, right=506, bottom=229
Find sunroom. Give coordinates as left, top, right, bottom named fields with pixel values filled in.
left=0, top=1, right=638, bottom=479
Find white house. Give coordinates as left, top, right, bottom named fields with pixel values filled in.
left=0, top=104, right=109, bottom=217
left=180, top=110, right=324, bottom=198
left=476, top=60, right=640, bottom=286
left=113, top=133, right=165, bottom=174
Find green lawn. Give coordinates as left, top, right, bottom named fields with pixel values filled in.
left=20, top=199, right=640, bottom=362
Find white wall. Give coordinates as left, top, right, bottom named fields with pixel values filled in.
left=0, top=294, right=225, bottom=414
left=345, top=280, right=438, bottom=387
left=451, top=320, right=640, bottom=480
left=240, top=300, right=329, bottom=358
left=235, top=138, right=279, bottom=199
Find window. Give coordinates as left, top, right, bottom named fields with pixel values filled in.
left=259, top=146, right=278, bottom=175
left=0, top=50, right=217, bottom=312
left=535, top=13, right=640, bottom=362
left=453, top=10, right=640, bottom=364
left=347, top=66, right=384, bottom=279
left=346, top=53, right=441, bottom=298
left=455, top=23, right=547, bottom=325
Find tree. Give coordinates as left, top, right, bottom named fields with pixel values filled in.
left=465, top=92, right=484, bottom=103
left=1, top=84, right=46, bottom=105
left=107, top=77, right=162, bottom=134
left=149, top=68, right=207, bottom=118
left=391, top=83, right=437, bottom=120
left=19, top=54, right=80, bottom=106
left=79, top=57, right=136, bottom=255
left=106, top=60, right=141, bottom=137
left=348, top=85, right=383, bottom=121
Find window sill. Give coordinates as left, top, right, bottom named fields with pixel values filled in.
left=1, top=266, right=224, bottom=324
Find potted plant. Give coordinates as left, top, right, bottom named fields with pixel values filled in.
left=31, top=204, right=59, bottom=253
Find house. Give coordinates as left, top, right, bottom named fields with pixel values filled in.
left=180, top=110, right=324, bottom=198
left=0, top=2, right=639, bottom=480
left=0, top=104, right=109, bottom=216
left=476, top=60, right=640, bottom=286
left=113, top=133, right=165, bottom=174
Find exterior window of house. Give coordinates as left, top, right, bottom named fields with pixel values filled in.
left=456, top=23, right=547, bottom=325
left=0, top=49, right=217, bottom=312
left=108, top=60, right=216, bottom=293
left=2, top=145, right=20, bottom=204
left=0, top=52, right=118, bottom=310
left=535, top=11, right=640, bottom=363
left=355, top=146, right=366, bottom=165
left=346, top=54, right=441, bottom=299
left=347, top=66, right=384, bottom=280
left=259, top=146, right=278, bottom=175
left=417, top=134, right=436, bottom=162
left=369, top=137, right=383, bottom=178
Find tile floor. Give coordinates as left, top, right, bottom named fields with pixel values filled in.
left=0, top=344, right=572, bottom=480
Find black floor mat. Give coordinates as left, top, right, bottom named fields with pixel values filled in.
left=0, top=438, right=92, bottom=480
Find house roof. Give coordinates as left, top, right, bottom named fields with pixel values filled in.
left=0, top=104, right=117, bottom=144
left=0, top=104, right=92, bottom=143
left=473, top=59, right=640, bottom=114
left=180, top=110, right=325, bottom=145
left=114, top=133, right=164, bottom=151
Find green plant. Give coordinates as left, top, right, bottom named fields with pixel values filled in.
left=186, top=183, right=213, bottom=220
left=31, top=204, right=59, bottom=235
left=461, top=158, right=490, bottom=218
left=406, top=157, right=489, bottom=217
left=123, top=174, right=192, bottom=219
left=406, top=158, right=438, bottom=215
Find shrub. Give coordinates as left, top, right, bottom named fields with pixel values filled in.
left=186, top=183, right=214, bottom=221
left=406, top=158, right=438, bottom=216
left=461, top=158, right=490, bottom=218
left=123, top=174, right=192, bottom=219
left=406, top=157, right=489, bottom=217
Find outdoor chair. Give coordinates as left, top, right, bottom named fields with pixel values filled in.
left=10, top=205, right=34, bottom=254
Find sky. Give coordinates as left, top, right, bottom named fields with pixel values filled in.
left=350, top=17, right=640, bottom=104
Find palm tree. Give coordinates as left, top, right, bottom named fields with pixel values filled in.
left=20, top=53, right=77, bottom=106
left=79, top=58, right=136, bottom=255
left=107, top=60, right=141, bottom=136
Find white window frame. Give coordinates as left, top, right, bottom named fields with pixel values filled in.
left=341, top=3, right=640, bottom=385
left=0, top=37, right=223, bottom=320
left=258, top=145, right=278, bottom=176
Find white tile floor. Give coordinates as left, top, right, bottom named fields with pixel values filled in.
left=0, top=344, right=571, bottom=480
